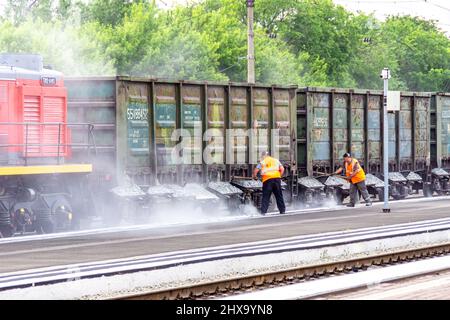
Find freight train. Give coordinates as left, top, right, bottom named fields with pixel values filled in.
left=1, top=54, right=449, bottom=236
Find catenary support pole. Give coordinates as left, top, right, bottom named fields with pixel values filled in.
left=247, top=0, right=255, bottom=84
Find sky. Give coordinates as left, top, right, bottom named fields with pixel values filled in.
left=0, top=0, right=448, bottom=36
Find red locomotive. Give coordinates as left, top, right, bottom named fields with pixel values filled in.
left=0, top=54, right=69, bottom=161
left=0, top=54, right=93, bottom=237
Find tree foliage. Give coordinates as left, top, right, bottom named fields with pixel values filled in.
left=381, top=16, right=450, bottom=91
left=0, top=19, right=114, bottom=75
left=0, top=0, right=448, bottom=91
left=78, top=0, right=146, bottom=26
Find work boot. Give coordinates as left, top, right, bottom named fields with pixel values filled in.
left=346, top=203, right=355, bottom=207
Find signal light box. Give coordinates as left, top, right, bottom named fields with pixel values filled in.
left=387, top=90, right=401, bottom=112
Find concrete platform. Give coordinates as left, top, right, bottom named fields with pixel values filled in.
left=225, top=255, right=450, bottom=300
left=0, top=197, right=449, bottom=274
left=321, top=268, right=450, bottom=300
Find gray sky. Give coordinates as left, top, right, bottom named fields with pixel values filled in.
left=0, top=0, right=448, bottom=36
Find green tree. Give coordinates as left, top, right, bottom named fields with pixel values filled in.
left=1, top=0, right=448, bottom=90
left=181, top=0, right=248, bottom=81
left=29, top=0, right=54, bottom=22
left=279, top=0, right=364, bottom=86
left=55, top=0, right=80, bottom=21
left=254, top=0, right=298, bottom=37
left=86, top=2, right=226, bottom=80
left=80, top=0, right=146, bottom=26
left=3, top=0, right=31, bottom=25
left=2, top=0, right=82, bottom=25
left=86, top=2, right=158, bottom=72
left=347, top=14, right=406, bottom=90
left=381, top=16, right=450, bottom=91
left=170, top=0, right=303, bottom=84
left=0, top=19, right=114, bottom=75
left=131, top=27, right=227, bottom=81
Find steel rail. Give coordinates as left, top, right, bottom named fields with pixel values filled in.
left=227, top=255, right=450, bottom=300
left=1, top=218, right=450, bottom=294
left=124, top=244, right=450, bottom=300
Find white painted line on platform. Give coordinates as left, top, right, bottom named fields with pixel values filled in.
left=222, top=255, right=450, bottom=300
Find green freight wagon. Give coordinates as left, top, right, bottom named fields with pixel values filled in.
left=65, top=77, right=450, bottom=219
left=429, top=92, right=450, bottom=195
left=66, top=77, right=298, bottom=216
left=296, top=87, right=431, bottom=202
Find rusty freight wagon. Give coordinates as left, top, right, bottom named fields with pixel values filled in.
left=429, top=92, right=450, bottom=195
left=66, top=77, right=298, bottom=220
left=296, top=87, right=432, bottom=203
left=65, top=77, right=450, bottom=221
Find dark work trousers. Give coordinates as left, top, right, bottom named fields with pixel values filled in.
left=261, top=178, right=286, bottom=214
left=349, top=180, right=371, bottom=205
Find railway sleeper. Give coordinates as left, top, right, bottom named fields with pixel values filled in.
left=240, top=279, right=254, bottom=288
left=230, top=280, right=243, bottom=289
left=122, top=245, right=450, bottom=300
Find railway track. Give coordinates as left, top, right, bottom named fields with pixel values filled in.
left=117, top=244, right=450, bottom=300
left=1, top=210, right=450, bottom=300
left=312, top=260, right=450, bottom=300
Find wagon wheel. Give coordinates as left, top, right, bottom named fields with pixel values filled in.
left=423, top=184, right=433, bottom=197
left=34, top=219, right=55, bottom=234
left=377, top=189, right=385, bottom=202
left=334, top=189, right=344, bottom=205
left=0, top=225, right=14, bottom=238
left=392, top=185, right=408, bottom=200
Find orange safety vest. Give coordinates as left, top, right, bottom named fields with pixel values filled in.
left=260, top=156, right=282, bottom=183
left=345, top=158, right=366, bottom=184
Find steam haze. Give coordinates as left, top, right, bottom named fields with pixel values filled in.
left=0, top=19, right=115, bottom=76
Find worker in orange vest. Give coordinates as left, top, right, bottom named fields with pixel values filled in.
left=334, top=152, right=372, bottom=207
left=253, top=151, right=286, bottom=214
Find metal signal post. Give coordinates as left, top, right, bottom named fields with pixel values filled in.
left=381, top=68, right=391, bottom=213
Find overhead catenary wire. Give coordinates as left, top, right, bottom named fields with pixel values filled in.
left=344, top=0, right=450, bottom=11
left=336, top=0, right=424, bottom=3
left=28, top=0, right=39, bottom=9
left=335, top=0, right=450, bottom=12
left=426, top=0, right=450, bottom=12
